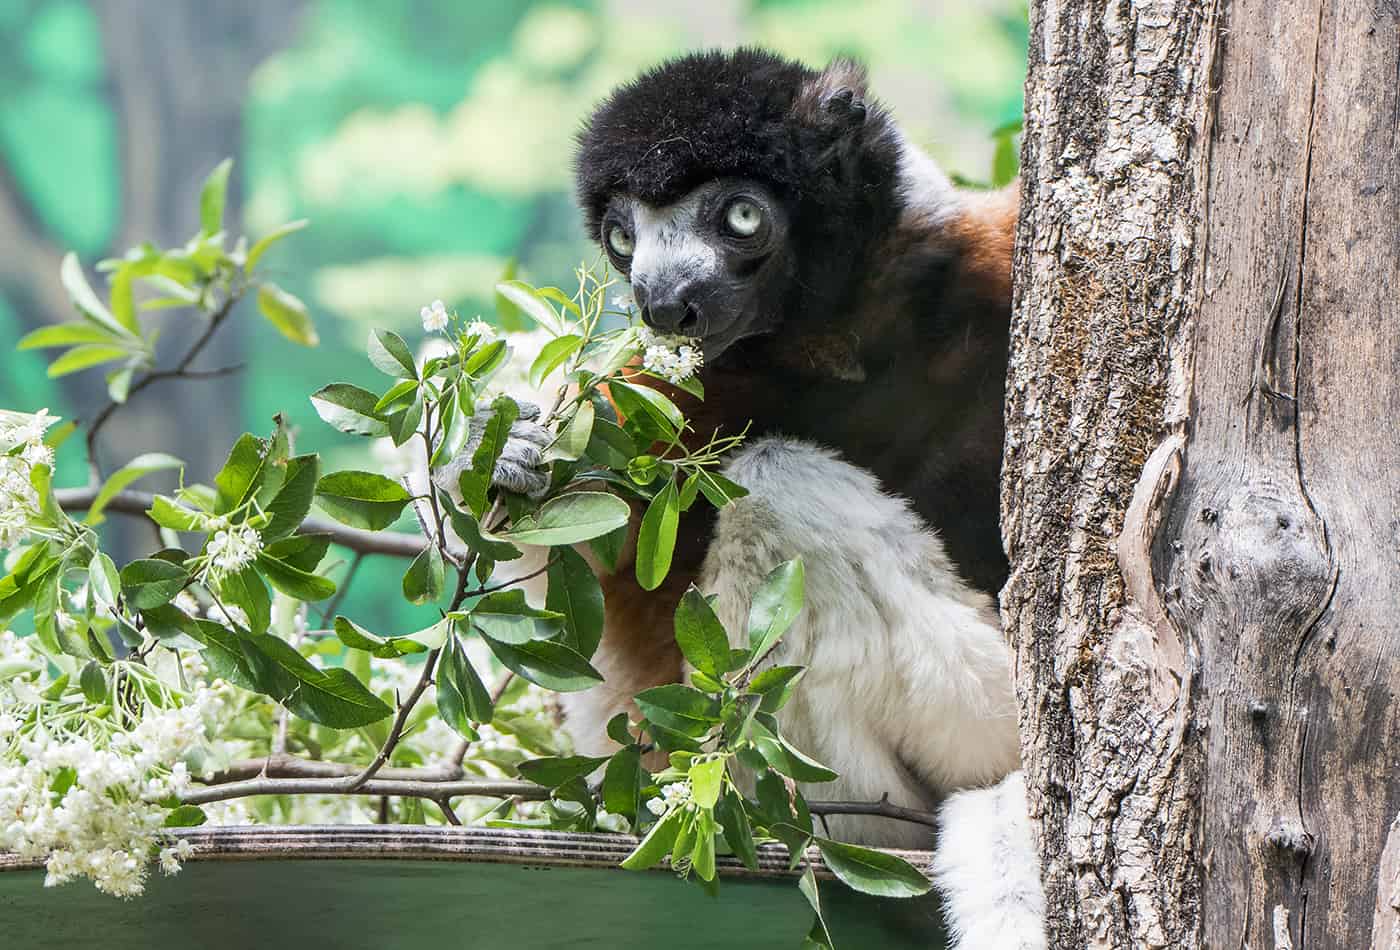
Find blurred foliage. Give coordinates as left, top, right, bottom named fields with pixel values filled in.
left=0, top=0, right=1027, bottom=636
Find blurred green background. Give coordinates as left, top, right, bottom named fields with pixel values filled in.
left=0, top=0, right=1026, bottom=634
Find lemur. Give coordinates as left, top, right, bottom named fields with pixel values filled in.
left=572, top=49, right=1042, bottom=949
left=435, top=49, right=1045, bottom=949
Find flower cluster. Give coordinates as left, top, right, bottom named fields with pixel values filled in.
left=203, top=522, right=262, bottom=581
left=645, top=779, right=692, bottom=817
left=0, top=408, right=59, bottom=550
left=636, top=326, right=703, bottom=385
left=0, top=631, right=228, bottom=897
left=420, top=299, right=451, bottom=333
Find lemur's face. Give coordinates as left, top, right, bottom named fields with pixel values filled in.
left=600, top=178, right=792, bottom=362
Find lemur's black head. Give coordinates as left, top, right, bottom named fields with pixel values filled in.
left=575, top=48, right=905, bottom=361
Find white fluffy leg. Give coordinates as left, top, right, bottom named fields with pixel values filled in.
left=932, top=772, right=1046, bottom=950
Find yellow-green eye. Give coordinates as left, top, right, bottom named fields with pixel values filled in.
left=607, top=226, right=634, bottom=257
left=724, top=199, right=763, bottom=237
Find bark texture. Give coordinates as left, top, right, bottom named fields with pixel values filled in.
left=1007, top=1, right=1400, bottom=947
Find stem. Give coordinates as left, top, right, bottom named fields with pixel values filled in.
left=180, top=776, right=543, bottom=807
left=339, top=648, right=440, bottom=793
left=85, top=289, right=243, bottom=481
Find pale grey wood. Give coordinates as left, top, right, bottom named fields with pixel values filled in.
left=1009, top=0, right=1400, bottom=947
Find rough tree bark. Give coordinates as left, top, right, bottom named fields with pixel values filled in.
left=1004, top=1, right=1400, bottom=948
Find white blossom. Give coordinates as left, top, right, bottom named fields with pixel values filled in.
left=465, top=319, right=497, bottom=342
left=639, top=331, right=704, bottom=385
left=420, top=299, right=450, bottom=333
left=204, top=525, right=261, bottom=580
left=205, top=602, right=249, bottom=630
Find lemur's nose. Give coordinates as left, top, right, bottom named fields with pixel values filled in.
left=637, top=284, right=702, bottom=335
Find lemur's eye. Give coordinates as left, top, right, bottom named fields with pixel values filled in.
left=723, top=199, right=764, bottom=238
left=606, top=225, right=634, bottom=257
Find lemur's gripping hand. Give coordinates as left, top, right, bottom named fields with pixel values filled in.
left=432, top=398, right=553, bottom=502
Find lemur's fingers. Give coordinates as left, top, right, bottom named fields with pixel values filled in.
left=509, top=419, right=553, bottom=450
left=492, top=456, right=550, bottom=498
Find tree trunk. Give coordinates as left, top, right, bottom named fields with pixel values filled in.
left=1005, top=1, right=1400, bottom=947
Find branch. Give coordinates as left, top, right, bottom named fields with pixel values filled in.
left=203, top=754, right=465, bottom=785
left=85, top=291, right=242, bottom=479
left=180, top=776, right=543, bottom=807
left=54, top=486, right=428, bottom=559
left=341, top=648, right=440, bottom=793
left=806, top=795, right=940, bottom=830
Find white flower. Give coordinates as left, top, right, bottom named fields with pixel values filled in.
left=465, top=319, right=497, bottom=342
left=205, top=602, right=249, bottom=630
left=420, top=299, right=450, bottom=333
left=205, top=525, right=261, bottom=578
left=639, top=332, right=704, bottom=385
left=645, top=796, right=667, bottom=817
left=662, top=781, right=692, bottom=809
left=612, top=292, right=636, bottom=313
left=172, top=591, right=201, bottom=617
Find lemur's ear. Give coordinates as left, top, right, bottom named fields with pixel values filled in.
left=792, top=58, right=871, bottom=135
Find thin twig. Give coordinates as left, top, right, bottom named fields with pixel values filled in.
left=463, top=557, right=557, bottom=598
left=204, top=755, right=464, bottom=785
left=805, top=794, right=940, bottom=829
left=340, top=648, right=441, bottom=793
left=437, top=799, right=462, bottom=826
left=85, top=291, right=242, bottom=481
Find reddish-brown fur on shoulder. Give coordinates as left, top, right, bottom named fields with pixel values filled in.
left=947, top=184, right=1018, bottom=307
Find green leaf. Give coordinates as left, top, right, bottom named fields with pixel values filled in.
left=85, top=452, right=182, bottom=526
left=747, top=559, right=805, bottom=665
left=256, top=551, right=336, bottom=602
left=752, top=735, right=839, bottom=784
left=199, top=158, right=233, bottom=235
left=244, top=633, right=392, bottom=728
left=245, top=218, right=308, bottom=274
left=610, top=380, right=683, bottom=440
left=465, top=589, right=562, bottom=644
left=749, top=665, right=807, bottom=713
left=602, top=745, right=643, bottom=820
left=217, top=567, right=271, bottom=634
left=717, top=790, right=758, bottom=871
left=455, top=394, right=518, bottom=517
left=588, top=525, right=627, bottom=574
left=402, top=544, right=445, bottom=605
left=46, top=344, right=129, bottom=378
left=258, top=283, right=318, bottom=346
left=214, top=434, right=266, bottom=513
left=60, top=252, right=130, bottom=338
left=310, top=384, right=390, bottom=438
left=437, top=632, right=494, bottom=740
left=634, top=479, right=679, bottom=592
left=814, top=838, right=933, bottom=898
left=19, top=323, right=121, bottom=350
left=585, top=418, right=637, bottom=469
left=479, top=632, right=603, bottom=692
left=314, top=470, right=411, bottom=530
left=544, top=400, right=593, bottom=463
left=147, top=495, right=204, bottom=532
left=991, top=131, right=1020, bottom=188
left=333, top=615, right=427, bottom=658
left=367, top=328, right=418, bottom=379
left=620, top=806, right=684, bottom=871
left=545, top=546, right=605, bottom=658
left=634, top=683, right=721, bottom=738
left=689, top=756, right=725, bottom=810
left=440, top=495, right=521, bottom=562
left=673, top=587, right=732, bottom=679
left=119, top=558, right=189, bottom=610
left=499, top=491, right=630, bottom=546
left=528, top=333, right=583, bottom=388
left=261, top=454, right=319, bottom=540
left=87, top=551, right=121, bottom=614
left=163, top=804, right=208, bottom=828
left=695, top=469, right=748, bottom=509
left=494, top=280, right=562, bottom=334
left=799, top=867, right=835, bottom=949
left=463, top=338, right=508, bottom=378
left=517, top=754, right=609, bottom=787
left=79, top=661, right=107, bottom=704
left=106, top=366, right=135, bottom=403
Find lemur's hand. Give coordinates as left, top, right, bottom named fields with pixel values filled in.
left=433, top=398, right=553, bottom=501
